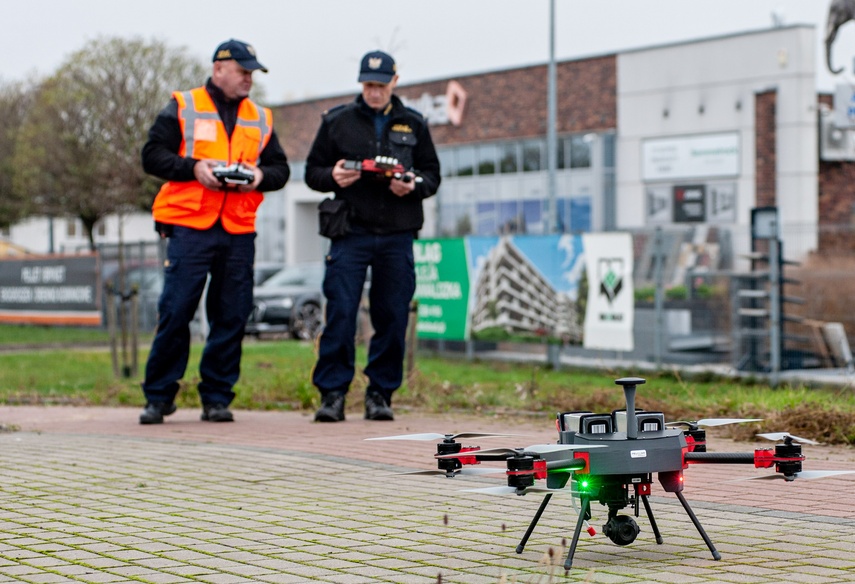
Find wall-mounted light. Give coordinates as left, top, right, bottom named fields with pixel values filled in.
left=735, top=100, right=742, bottom=111
left=698, top=104, right=705, bottom=114
left=663, top=108, right=669, bottom=118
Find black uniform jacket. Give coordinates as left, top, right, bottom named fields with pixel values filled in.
left=142, top=78, right=290, bottom=193
left=304, top=94, right=440, bottom=234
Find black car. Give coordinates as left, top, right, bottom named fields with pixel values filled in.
left=245, top=262, right=325, bottom=340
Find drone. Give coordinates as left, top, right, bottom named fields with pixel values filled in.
left=368, top=377, right=855, bottom=570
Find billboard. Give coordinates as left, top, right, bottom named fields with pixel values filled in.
left=0, top=255, right=101, bottom=325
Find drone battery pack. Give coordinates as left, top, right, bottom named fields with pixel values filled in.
left=613, top=410, right=666, bottom=434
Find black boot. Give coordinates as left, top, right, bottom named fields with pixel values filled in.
left=139, top=402, right=177, bottom=425
left=315, top=392, right=346, bottom=422
left=364, top=391, right=394, bottom=421
left=201, top=403, right=234, bottom=422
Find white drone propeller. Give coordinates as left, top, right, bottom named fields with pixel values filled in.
left=756, top=432, right=819, bottom=445
left=434, top=443, right=605, bottom=459
left=398, top=467, right=504, bottom=477
left=463, top=485, right=566, bottom=496
left=366, top=432, right=518, bottom=442
left=740, top=470, right=855, bottom=481
left=667, top=418, right=762, bottom=428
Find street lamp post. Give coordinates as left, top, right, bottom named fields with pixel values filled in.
left=546, top=0, right=558, bottom=234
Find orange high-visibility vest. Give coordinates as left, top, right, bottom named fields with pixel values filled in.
left=151, top=87, right=273, bottom=233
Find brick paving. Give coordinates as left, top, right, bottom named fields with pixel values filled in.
left=0, top=405, right=853, bottom=583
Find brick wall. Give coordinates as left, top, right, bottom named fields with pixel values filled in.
left=817, top=92, right=855, bottom=253
left=754, top=90, right=777, bottom=208
left=271, top=55, right=617, bottom=162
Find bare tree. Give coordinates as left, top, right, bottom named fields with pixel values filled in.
left=0, top=81, right=35, bottom=228
left=12, top=36, right=207, bottom=249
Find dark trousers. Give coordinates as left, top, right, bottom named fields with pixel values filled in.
left=312, top=229, right=415, bottom=402
left=142, top=223, right=256, bottom=407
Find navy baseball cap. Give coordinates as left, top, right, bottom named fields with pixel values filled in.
left=213, top=39, right=268, bottom=73
left=358, top=50, right=396, bottom=83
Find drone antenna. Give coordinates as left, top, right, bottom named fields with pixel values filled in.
left=615, top=377, right=646, bottom=439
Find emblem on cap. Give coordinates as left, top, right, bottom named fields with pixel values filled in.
left=216, top=49, right=232, bottom=59
left=368, top=57, right=383, bottom=70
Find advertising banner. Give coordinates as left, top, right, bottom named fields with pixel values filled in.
left=413, top=238, right=470, bottom=340
left=583, top=233, right=634, bottom=351
left=413, top=235, right=586, bottom=342
left=0, top=255, right=101, bottom=325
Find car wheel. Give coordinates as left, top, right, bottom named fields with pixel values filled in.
left=291, top=301, right=323, bottom=340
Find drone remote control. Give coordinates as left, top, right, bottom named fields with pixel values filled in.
left=212, top=163, right=255, bottom=186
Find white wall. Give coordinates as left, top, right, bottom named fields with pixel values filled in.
left=616, top=25, right=818, bottom=262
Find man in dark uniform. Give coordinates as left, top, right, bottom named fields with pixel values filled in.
left=305, top=50, right=441, bottom=422
left=139, top=39, right=289, bottom=425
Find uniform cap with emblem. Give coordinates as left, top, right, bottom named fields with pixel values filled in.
left=358, top=50, right=396, bottom=84
left=213, top=39, right=268, bottom=73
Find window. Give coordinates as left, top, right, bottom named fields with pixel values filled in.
left=570, top=135, right=591, bottom=168
left=438, top=148, right=455, bottom=178
left=557, top=137, right=568, bottom=170
left=603, top=133, right=616, bottom=168
left=456, top=146, right=475, bottom=176
left=500, top=143, right=518, bottom=173
left=97, top=222, right=106, bottom=237
left=477, top=144, right=497, bottom=175
left=522, top=140, right=544, bottom=172
left=66, top=220, right=77, bottom=237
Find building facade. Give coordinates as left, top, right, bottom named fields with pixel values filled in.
left=8, top=24, right=853, bottom=271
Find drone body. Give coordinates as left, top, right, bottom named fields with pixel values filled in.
left=369, top=376, right=855, bottom=570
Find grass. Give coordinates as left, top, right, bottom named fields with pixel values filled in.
left=1, top=324, right=855, bottom=444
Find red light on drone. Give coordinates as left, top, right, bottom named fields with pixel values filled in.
left=575, top=452, right=591, bottom=474
left=635, top=482, right=652, bottom=496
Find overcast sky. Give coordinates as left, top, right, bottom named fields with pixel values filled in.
left=2, top=0, right=851, bottom=105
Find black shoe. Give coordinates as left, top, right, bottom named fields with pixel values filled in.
left=315, top=392, right=346, bottom=422
left=364, top=391, right=394, bottom=421
left=139, top=402, right=176, bottom=425
left=201, top=403, right=234, bottom=422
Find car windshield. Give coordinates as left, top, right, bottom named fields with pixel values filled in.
left=260, top=263, right=324, bottom=289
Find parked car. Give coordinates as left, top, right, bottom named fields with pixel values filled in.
left=245, top=262, right=325, bottom=340
left=253, top=262, right=285, bottom=286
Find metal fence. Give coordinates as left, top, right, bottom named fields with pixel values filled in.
left=454, top=222, right=855, bottom=374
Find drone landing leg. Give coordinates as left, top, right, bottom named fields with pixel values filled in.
left=516, top=493, right=552, bottom=554
left=640, top=495, right=663, bottom=544
left=563, top=496, right=590, bottom=570
left=674, top=491, right=721, bottom=561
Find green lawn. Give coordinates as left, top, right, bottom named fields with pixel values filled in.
left=1, top=324, right=854, bottom=444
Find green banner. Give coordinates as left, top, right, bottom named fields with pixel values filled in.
left=413, top=238, right=470, bottom=340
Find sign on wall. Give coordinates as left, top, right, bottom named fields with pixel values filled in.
left=642, top=132, right=740, bottom=181
left=646, top=181, right=736, bottom=225
left=582, top=233, right=634, bottom=352
left=0, top=255, right=101, bottom=325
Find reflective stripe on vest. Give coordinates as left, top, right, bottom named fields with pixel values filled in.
left=177, top=90, right=271, bottom=163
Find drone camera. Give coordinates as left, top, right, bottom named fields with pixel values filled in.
left=603, top=515, right=640, bottom=546
left=613, top=410, right=665, bottom=434
left=561, top=411, right=613, bottom=434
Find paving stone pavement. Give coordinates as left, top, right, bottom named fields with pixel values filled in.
left=0, top=405, right=853, bottom=584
